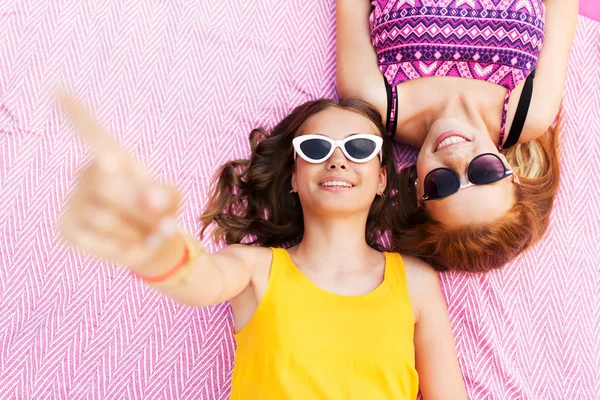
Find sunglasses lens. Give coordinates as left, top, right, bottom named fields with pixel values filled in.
left=469, top=154, right=506, bottom=184
left=300, top=139, right=331, bottom=160
left=424, top=169, right=459, bottom=199
left=344, top=138, right=377, bottom=160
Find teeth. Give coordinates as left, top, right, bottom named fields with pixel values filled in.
left=320, top=180, right=353, bottom=188
left=437, top=136, right=467, bottom=151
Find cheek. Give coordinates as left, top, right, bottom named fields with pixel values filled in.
left=416, top=152, right=435, bottom=183
left=477, top=140, right=500, bottom=154
left=293, top=162, right=317, bottom=187
left=415, top=153, right=440, bottom=198
left=358, top=164, right=385, bottom=188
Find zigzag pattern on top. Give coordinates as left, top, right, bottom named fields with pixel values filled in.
left=373, top=0, right=545, bottom=17
left=370, top=0, right=543, bottom=88
left=0, top=0, right=599, bottom=398
left=372, top=20, right=543, bottom=52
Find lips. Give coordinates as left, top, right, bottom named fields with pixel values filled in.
left=318, top=177, right=356, bottom=188
left=433, top=131, right=471, bottom=152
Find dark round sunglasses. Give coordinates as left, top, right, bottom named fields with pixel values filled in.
left=421, top=153, right=519, bottom=201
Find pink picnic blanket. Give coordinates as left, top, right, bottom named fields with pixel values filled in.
left=1, top=1, right=599, bottom=399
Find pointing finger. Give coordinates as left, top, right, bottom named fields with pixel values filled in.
left=56, top=91, right=128, bottom=167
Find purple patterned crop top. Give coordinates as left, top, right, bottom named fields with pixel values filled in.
left=370, top=0, right=546, bottom=149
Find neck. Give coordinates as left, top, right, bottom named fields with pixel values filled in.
left=292, top=211, right=376, bottom=272
left=397, top=79, right=503, bottom=146
left=425, top=95, right=489, bottom=137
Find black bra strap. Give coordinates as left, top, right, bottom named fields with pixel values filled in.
left=384, top=78, right=393, bottom=128
left=383, top=77, right=398, bottom=136
left=503, top=69, right=536, bottom=149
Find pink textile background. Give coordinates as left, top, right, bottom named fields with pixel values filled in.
left=580, top=0, right=600, bottom=22
left=1, top=1, right=599, bottom=399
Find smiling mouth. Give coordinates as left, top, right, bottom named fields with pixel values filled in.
left=435, top=135, right=470, bottom=152
left=319, top=180, right=355, bottom=188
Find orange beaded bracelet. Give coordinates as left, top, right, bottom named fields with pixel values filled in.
left=134, top=240, right=192, bottom=284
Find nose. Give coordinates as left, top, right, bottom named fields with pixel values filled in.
left=325, top=147, right=348, bottom=170
left=442, top=152, right=470, bottom=183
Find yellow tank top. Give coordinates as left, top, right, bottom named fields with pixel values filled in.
left=229, top=248, right=419, bottom=400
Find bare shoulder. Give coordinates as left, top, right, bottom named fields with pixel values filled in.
left=516, top=85, right=561, bottom=143
left=218, top=243, right=272, bottom=258
left=220, top=244, right=273, bottom=306
left=223, top=245, right=274, bottom=332
left=247, top=245, right=275, bottom=282
left=219, top=244, right=274, bottom=291
left=401, top=255, right=442, bottom=322
left=402, top=255, right=440, bottom=287
left=216, top=243, right=273, bottom=272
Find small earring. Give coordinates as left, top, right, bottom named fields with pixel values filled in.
left=290, top=189, right=296, bottom=194
left=378, top=192, right=386, bottom=199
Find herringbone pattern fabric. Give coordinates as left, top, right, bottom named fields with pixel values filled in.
left=0, top=1, right=598, bottom=399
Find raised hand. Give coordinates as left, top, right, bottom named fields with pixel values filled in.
left=57, top=92, right=184, bottom=274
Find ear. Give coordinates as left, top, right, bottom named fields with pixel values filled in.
left=377, top=165, right=387, bottom=194
left=291, top=164, right=297, bottom=192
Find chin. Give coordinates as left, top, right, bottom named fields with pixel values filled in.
left=310, top=198, right=371, bottom=216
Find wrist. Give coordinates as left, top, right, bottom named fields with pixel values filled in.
left=132, top=232, right=188, bottom=278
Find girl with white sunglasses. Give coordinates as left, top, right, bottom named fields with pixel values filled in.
left=58, top=94, right=466, bottom=399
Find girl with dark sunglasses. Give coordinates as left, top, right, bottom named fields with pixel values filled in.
left=58, top=95, right=467, bottom=400
left=336, top=0, right=577, bottom=272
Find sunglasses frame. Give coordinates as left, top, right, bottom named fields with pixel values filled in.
left=292, top=134, right=383, bottom=164
left=421, top=153, right=519, bottom=201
